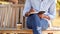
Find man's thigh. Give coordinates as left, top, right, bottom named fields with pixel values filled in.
left=26, top=14, right=49, bottom=30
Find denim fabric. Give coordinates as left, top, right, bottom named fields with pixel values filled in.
left=27, top=14, right=49, bottom=34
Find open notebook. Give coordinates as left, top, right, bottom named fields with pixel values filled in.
left=30, top=11, right=45, bottom=14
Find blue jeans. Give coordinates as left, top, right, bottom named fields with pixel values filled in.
left=27, top=14, right=49, bottom=34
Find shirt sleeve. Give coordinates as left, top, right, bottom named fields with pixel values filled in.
left=23, top=0, right=31, bottom=16
left=47, top=0, right=56, bottom=20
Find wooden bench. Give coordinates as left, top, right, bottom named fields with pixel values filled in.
left=42, top=30, right=60, bottom=34
left=0, top=29, right=33, bottom=34
left=0, top=29, right=60, bottom=34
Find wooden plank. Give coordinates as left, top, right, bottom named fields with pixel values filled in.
left=0, top=29, right=60, bottom=34
left=0, top=4, right=24, bottom=28
left=0, top=29, right=33, bottom=34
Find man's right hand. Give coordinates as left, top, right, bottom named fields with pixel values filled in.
left=25, top=8, right=34, bottom=17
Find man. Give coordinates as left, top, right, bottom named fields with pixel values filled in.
left=23, top=0, right=56, bottom=34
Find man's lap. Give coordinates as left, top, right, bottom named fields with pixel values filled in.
left=26, top=14, right=49, bottom=30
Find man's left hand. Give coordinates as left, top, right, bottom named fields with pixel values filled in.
left=38, top=14, right=50, bottom=20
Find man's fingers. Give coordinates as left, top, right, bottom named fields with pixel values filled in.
left=38, top=14, right=44, bottom=18
left=43, top=15, right=50, bottom=20
left=25, top=12, right=30, bottom=17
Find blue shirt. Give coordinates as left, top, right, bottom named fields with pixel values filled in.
left=23, top=0, right=56, bottom=20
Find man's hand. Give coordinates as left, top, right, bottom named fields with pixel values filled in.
left=25, top=8, right=34, bottom=17
left=38, top=14, right=50, bottom=20
left=25, top=12, right=30, bottom=17
left=43, top=15, right=50, bottom=20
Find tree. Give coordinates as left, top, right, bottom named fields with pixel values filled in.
left=57, top=0, right=60, bottom=16
left=57, top=0, right=60, bottom=9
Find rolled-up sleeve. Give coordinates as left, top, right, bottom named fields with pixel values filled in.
left=23, top=0, right=31, bottom=16
left=48, top=0, right=56, bottom=20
